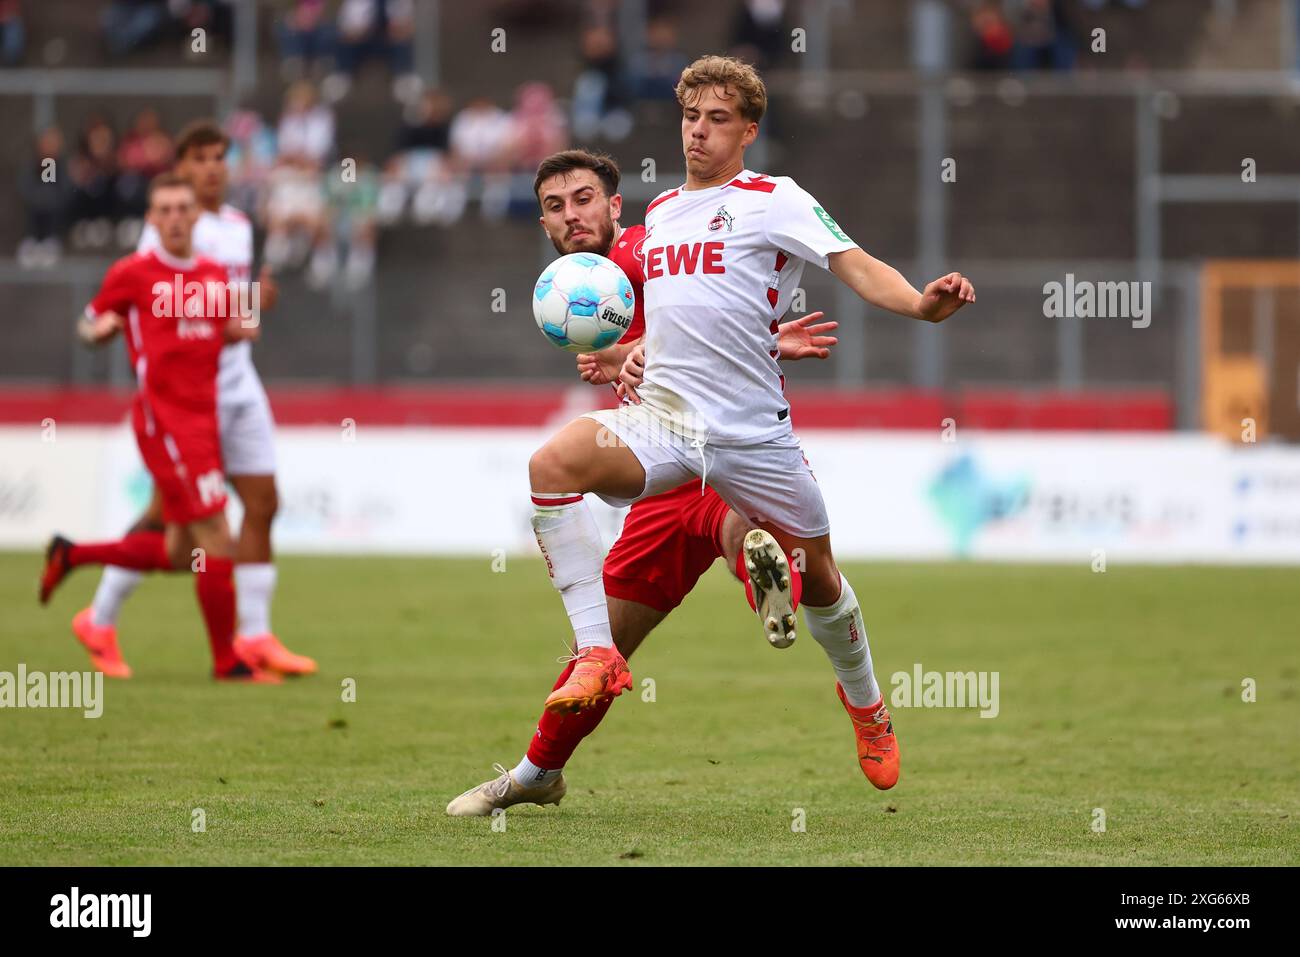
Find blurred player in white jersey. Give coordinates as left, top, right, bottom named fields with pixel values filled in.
left=525, top=56, right=974, bottom=790
left=75, top=120, right=316, bottom=678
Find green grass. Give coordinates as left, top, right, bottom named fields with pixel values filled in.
left=1, top=551, right=1297, bottom=865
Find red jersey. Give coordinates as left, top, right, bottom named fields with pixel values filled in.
left=608, top=224, right=647, bottom=342
left=86, top=248, right=231, bottom=439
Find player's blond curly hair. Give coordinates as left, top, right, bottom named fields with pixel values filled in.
left=674, top=55, right=767, bottom=124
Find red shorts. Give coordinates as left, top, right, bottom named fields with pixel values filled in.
left=603, top=481, right=732, bottom=613
left=133, top=405, right=227, bottom=525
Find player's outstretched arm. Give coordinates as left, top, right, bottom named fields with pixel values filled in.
left=76, top=311, right=124, bottom=347
left=778, top=311, right=838, bottom=360
left=576, top=337, right=639, bottom=387
left=829, top=248, right=974, bottom=323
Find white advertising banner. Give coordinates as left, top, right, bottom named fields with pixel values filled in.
left=2, top=426, right=1299, bottom=564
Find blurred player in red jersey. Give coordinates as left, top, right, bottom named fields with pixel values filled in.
left=38, top=173, right=277, bottom=683
left=447, top=149, right=838, bottom=815
left=71, top=120, right=315, bottom=679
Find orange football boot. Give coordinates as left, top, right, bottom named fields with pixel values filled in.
left=233, top=634, right=318, bottom=676
left=544, top=645, right=632, bottom=714
left=71, top=607, right=132, bottom=679
left=837, top=682, right=900, bottom=790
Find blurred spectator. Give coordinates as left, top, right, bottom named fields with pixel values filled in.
left=277, top=0, right=336, bottom=81
left=571, top=22, right=632, bottom=141
left=69, top=115, right=120, bottom=249
left=115, top=108, right=174, bottom=239
left=969, top=1, right=1014, bottom=70
left=320, top=156, right=380, bottom=289
left=730, top=0, right=786, bottom=70
left=183, top=0, right=235, bottom=46
left=330, top=0, right=421, bottom=102
left=379, top=89, right=466, bottom=226
left=224, top=107, right=279, bottom=215
left=449, top=96, right=513, bottom=220
left=17, top=126, right=72, bottom=268
left=1011, top=0, right=1076, bottom=71
left=262, top=160, right=327, bottom=273
left=277, top=80, right=336, bottom=167
left=508, top=82, right=566, bottom=172
left=506, top=82, right=567, bottom=217
left=635, top=16, right=688, bottom=100
left=0, top=0, right=25, bottom=66
left=101, top=0, right=169, bottom=57
left=265, top=83, right=334, bottom=273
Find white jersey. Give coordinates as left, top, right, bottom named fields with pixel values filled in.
left=138, top=204, right=259, bottom=404
left=639, top=170, right=857, bottom=446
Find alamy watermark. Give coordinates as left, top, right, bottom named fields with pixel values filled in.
left=50, top=887, right=150, bottom=936
left=0, top=665, right=103, bottom=718
left=890, top=663, right=1000, bottom=718
left=1043, top=274, right=1151, bottom=329
left=151, top=275, right=261, bottom=328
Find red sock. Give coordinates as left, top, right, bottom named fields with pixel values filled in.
left=68, top=530, right=169, bottom=571
left=195, top=556, right=238, bottom=672
left=735, top=548, right=803, bottom=612
left=525, top=660, right=617, bottom=770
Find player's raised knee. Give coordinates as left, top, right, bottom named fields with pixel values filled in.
left=529, top=441, right=578, bottom=493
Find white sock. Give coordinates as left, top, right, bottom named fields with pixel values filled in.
left=234, top=563, right=277, bottom=637
left=803, top=574, right=880, bottom=708
left=512, top=755, right=561, bottom=786
left=530, top=493, right=614, bottom=650
left=90, top=566, right=144, bottom=627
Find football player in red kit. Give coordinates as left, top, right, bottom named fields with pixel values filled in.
left=447, top=149, right=838, bottom=815
left=38, top=173, right=276, bottom=683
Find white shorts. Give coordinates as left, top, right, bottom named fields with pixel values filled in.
left=583, top=404, right=830, bottom=539
left=218, top=377, right=277, bottom=476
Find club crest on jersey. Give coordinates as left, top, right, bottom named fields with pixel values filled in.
left=708, top=206, right=734, bottom=233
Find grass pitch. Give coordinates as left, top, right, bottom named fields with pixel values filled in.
left=1, top=552, right=1296, bottom=866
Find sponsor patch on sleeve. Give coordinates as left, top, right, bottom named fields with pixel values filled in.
left=813, top=206, right=851, bottom=243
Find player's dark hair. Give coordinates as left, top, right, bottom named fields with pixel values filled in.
left=148, top=171, right=196, bottom=204
left=534, top=149, right=621, bottom=202
left=173, top=119, right=229, bottom=160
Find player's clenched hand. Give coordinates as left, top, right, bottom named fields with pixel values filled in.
left=778, top=311, right=838, bottom=360
left=918, top=272, right=975, bottom=323
left=617, top=343, right=645, bottom=405
left=576, top=339, right=633, bottom=386
left=257, top=265, right=279, bottom=313
left=77, top=311, right=124, bottom=346
left=224, top=315, right=261, bottom=342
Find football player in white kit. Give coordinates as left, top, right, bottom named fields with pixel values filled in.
left=525, top=56, right=973, bottom=790
left=74, top=120, right=317, bottom=678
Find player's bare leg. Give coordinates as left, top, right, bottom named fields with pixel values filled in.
left=446, top=596, right=668, bottom=816
left=529, top=416, right=645, bottom=714
left=758, top=525, right=899, bottom=789
left=228, top=473, right=316, bottom=676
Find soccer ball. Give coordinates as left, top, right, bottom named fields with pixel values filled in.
left=532, top=252, right=635, bottom=353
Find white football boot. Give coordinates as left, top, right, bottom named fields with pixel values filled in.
left=445, top=764, right=567, bottom=817
left=742, top=529, right=797, bottom=649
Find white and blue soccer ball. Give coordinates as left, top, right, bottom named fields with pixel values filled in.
left=532, top=252, right=635, bottom=353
